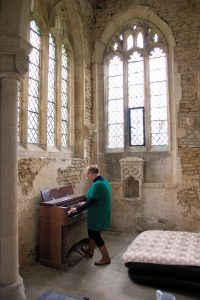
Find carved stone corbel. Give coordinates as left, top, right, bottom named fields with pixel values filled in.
left=15, top=48, right=29, bottom=75
left=0, top=35, right=31, bottom=79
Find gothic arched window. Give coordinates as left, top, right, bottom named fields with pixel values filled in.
left=104, top=21, right=169, bottom=151
left=18, top=16, right=71, bottom=152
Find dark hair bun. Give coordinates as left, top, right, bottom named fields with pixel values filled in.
left=87, top=165, right=99, bottom=174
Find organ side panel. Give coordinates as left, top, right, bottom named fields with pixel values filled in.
left=39, top=206, right=66, bottom=268
left=39, top=198, right=87, bottom=268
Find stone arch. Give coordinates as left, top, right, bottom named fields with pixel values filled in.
left=93, top=5, right=176, bottom=63
left=124, top=176, right=139, bottom=199
left=92, top=5, right=181, bottom=184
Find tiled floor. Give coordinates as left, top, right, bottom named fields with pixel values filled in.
left=21, top=231, right=199, bottom=300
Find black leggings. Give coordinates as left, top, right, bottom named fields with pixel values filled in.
left=88, top=228, right=104, bottom=248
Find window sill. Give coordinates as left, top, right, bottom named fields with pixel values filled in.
left=110, top=182, right=178, bottom=189
left=18, top=143, right=72, bottom=159
left=105, top=146, right=170, bottom=153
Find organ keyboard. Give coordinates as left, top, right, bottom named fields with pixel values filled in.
left=39, top=185, right=87, bottom=268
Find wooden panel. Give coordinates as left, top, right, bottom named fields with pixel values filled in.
left=40, top=205, right=67, bottom=225
left=39, top=221, right=62, bottom=266
left=39, top=213, right=87, bottom=267
left=41, top=194, right=85, bottom=206
left=39, top=186, right=87, bottom=268
left=40, top=185, right=74, bottom=202
left=62, top=217, right=87, bottom=263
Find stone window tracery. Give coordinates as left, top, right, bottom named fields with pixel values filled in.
left=104, top=21, right=169, bottom=151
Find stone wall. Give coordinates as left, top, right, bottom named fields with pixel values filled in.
left=17, top=0, right=93, bottom=269
left=18, top=157, right=87, bottom=269
left=91, top=0, right=200, bottom=233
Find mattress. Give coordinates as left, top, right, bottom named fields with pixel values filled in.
left=122, top=230, right=200, bottom=290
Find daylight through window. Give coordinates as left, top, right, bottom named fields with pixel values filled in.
left=105, top=22, right=169, bottom=151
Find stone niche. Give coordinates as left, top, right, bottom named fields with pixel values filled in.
left=119, top=157, right=144, bottom=200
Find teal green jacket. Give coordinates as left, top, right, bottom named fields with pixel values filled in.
left=86, top=176, right=111, bottom=231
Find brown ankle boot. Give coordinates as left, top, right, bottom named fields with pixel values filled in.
left=95, top=245, right=111, bottom=266
left=81, top=239, right=95, bottom=257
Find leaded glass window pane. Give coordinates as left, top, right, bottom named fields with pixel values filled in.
left=129, top=108, right=145, bottom=146
left=127, top=34, right=133, bottom=50
left=149, top=47, right=168, bottom=146
left=61, top=45, right=69, bottom=147
left=128, top=52, right=144, bottom=108
left=108, top=124, right=124, bottom=148
left=137, top=32, right=143, bottom=48
left=108, top=99, right=123, bottom=124
left=47, top=33, right=56, bottom=146
left=28, top=20, right=40, bottom=144
left=107, top=56, right=124, bottom=148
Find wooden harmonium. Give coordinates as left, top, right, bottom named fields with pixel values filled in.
left=39, top=185, right=87, bottom=268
